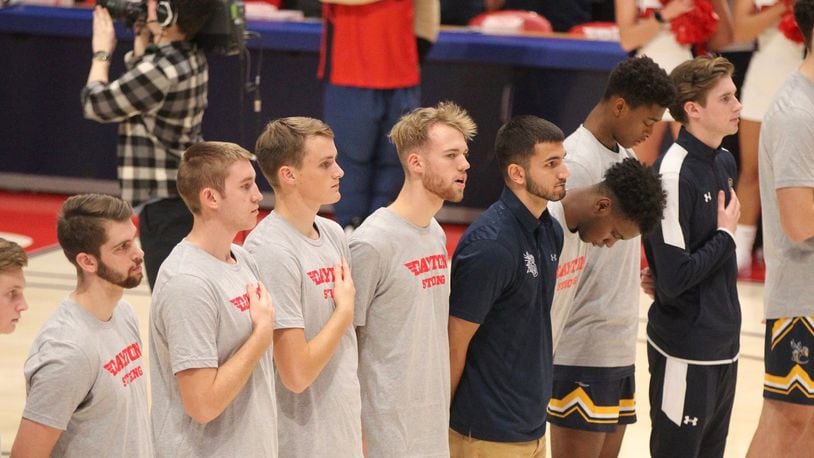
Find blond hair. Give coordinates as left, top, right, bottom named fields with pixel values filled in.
left=255, top=117, right=335, bottom=188
left=177, top=141, right=253, bottom=214
left=0, top=238, right=27, bottom=274
left=389, top=101, right=477, bottom=164
left=669, top=56, right=734, bottom=125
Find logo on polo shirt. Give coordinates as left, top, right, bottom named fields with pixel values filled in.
left=704, top=192, right=712, bottom=203
left=523, top=251, right=538, bottom=278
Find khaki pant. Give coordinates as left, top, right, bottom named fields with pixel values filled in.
left=449, top=428, right=546, bottom=458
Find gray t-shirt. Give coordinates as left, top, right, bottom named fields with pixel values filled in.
left=244, top=212, right=363, bottom=458
left=350, top=208, right=451, bottom=458
left=150, top=241, right=277, bottom=457
left=547, top=201, right=589, bottom=351
left=759, top=71, right=814, bottom=318
left=559, top=125, right=641, bottom=367
left=23, top=298, right=152, bottom=457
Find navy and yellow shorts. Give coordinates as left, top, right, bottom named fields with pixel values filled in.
left=764, top=317, right=814, bottom=405
left=546, top=365, right=636, bottom=432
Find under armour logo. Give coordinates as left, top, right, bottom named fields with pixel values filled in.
left=704, top=192, right=712, bottom=202
left=683, top=416, right=698, bottom=426
left=550, top=254, right=558, bottom=262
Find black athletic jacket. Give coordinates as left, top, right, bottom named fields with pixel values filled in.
left=644, top=128, right=741, bottom=362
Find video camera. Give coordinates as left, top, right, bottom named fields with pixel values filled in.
left=96, top=0, right=246, bottom=56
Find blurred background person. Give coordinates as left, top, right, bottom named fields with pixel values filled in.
left=320, top=0, right=440, bottom=232
left=82, top=0, right=217, bottom=289
left=0, top=237, right=28, bottom=335
left=732, top=0, right=804, bottom=273
left=616, top=0, right=733, bottom=165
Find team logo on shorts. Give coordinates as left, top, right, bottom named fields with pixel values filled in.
left=523, top=251, right=538, bottom=278
left=791, top=340, right=810, bottom=365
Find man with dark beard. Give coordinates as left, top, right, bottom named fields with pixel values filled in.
left=12, top=194, right=152, bottom=457
left=350, top=102, right=476, bottom=457
left=448, top=115, right=568, bottom=457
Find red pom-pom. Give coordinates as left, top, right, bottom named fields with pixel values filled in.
left=670, top=0, right=719, bottom=45
left=778, top=11, right=805, bottom=43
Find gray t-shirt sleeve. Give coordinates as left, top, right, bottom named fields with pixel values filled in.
left=159, top=274, right=221, bottom=373
left=23, top=339, right=94, bottom=430
left=349, top=239, right=385, bottom=328
left=772, top=109, right=814, bottom=189
left=256, top=246, right=305, bottom=330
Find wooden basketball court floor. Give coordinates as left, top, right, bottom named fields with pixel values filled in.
left=0, top=194, right=768, bottom=457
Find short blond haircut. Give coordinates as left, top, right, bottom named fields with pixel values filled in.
left=668, top=56, right=734, bottom=125
left=177, top=141, right=253, bottom=214
left=0, top=238, right=27, bottom=274
left=389, top=101, right=477, bottom=164
left=255, top=117, right=334, bottom=188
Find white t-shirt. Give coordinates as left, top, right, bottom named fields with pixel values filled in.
left=548, top=201, right=589, bottom=352
left=557, top=125, right=641, bottom=367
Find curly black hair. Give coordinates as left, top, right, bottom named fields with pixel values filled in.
left=603, top=56, right=675, bottom=110
left=796, top=0, right=814, bottom=51
left=599, top=157, right=666, bottom=236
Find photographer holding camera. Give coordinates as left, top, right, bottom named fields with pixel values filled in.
left=82, top=0, right=216, bottom=289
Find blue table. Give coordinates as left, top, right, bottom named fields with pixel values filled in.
left=0, top=5, right=627, bottom=68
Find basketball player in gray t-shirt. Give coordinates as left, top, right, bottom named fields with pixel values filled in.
left=350, top=102, right=476, bottom=457
left=149, top=142, right=276, bottom=457
left=247, top=117, right=361, bottom=457
left=748, top=2, right=814, bottom=454
left=13, top=194, right=152, bottom=457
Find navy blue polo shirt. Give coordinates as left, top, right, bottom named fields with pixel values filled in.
left=449, top=187, right=563, bottom=442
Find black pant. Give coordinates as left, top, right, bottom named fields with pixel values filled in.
left=138, top=197, right=193, bottom=289
left=648, top=344, right=737, bottom=458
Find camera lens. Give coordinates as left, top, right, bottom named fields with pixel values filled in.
left=96, top=0, right=147, bottom=27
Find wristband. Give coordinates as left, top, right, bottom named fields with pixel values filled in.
left=92, top=50, right=111, bottom=62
